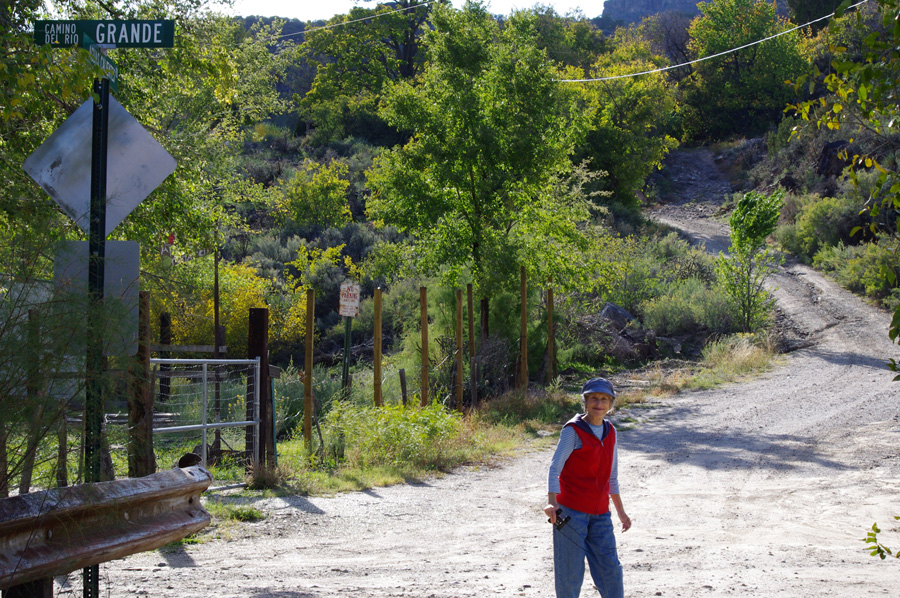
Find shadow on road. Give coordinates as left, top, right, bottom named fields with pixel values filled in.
left=619, top=403, right=848, bottom=473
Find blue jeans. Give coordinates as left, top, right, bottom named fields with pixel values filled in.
left=553, top=506, right=624, bottom=598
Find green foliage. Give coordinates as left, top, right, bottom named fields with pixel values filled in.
left=774, top=193, right=865, bottom=261
left=205, top=501, right=266, bottom=522
left=530, top=5, right=607, bottom=70
left=678, top=0, right=808, bottom=141
left=278, top=160, right=352, bottom=228
left=788, top=1, right=900, bottom=374
left=812, top=236, right=899, bottom=300
left=571, top=27, right=679, bottom=216
left=717, top=191, right=784, bottom=332
left=640, top=277, right=733, bottom=335
left=786, top=0, right=846, bottom=32
left=864, top=517, right=900, bottom=559
left=367, top=3, right=592, bottom=299
left=321, top=401, right=462, bottom=469
left=297, top=1, right=431, bottom=144
left=730, top=190, right=785, bottom=252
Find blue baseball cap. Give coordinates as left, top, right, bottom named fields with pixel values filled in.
left=581, top=377, right=616, bottom=398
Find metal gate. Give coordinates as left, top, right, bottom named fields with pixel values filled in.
left=151, top=358, right=260, bottom=469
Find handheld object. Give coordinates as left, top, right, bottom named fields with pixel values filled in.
left=549, top=508, right=571, bottom=531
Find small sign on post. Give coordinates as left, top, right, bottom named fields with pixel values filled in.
left=339, top=283, right=360, bottom=392
left=339, top=283, right=361, bottom=317
left=83, top=34, right=118, bottom=91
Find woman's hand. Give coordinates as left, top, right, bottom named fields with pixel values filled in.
left=544, top=493, right=560, bottom=523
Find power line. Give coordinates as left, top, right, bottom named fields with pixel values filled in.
left=275, top=1, right=437, bottom=41
left=560, top=0, right=871, bottom=83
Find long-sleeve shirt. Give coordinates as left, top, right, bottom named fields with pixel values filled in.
left=548, top=420, right=619, bottom=495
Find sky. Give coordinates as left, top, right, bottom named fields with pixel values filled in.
left=220, top=0, right=609, bottom=22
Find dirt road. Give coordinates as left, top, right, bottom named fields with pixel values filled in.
left=99, top=149, right=900, bottom=597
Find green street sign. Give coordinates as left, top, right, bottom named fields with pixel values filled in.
left=83, top=34, right=118, bottom=91
left=34, top=20, right=175, bottom=48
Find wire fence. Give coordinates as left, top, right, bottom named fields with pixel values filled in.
left=274, top=334, right=519, bottom=441
left=147, top=358, right=260, bottom=480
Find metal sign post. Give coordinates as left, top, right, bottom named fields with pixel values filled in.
left=82, top=75, right=109, bottom=598
left=25, top=19, right=176, bottom=598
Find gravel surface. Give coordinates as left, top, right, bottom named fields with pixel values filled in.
left=96, top=148, right=900, bottom=597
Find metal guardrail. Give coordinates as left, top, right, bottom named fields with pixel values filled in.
left=0, top=466, right=212, bottom=591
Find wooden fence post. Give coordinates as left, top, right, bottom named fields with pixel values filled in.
left=1, top=421, right=6, bottom=497
left=420, top=286, right=429, bottom=406
left=159, top=312, right=171, bottom=402
left=374, top=288, right=383, bottom=407
left=456, top=289, right=463, bottom=411
left=399, top=369, right=408, bottom=405
left=248, top=308, right=271, bottom=470
left=128, top=291, right=155, bottom=478
left=467, top=284, right=477, bottom=407
left=519, top=267, right=528, bottom=390
left=304, top=289, right=315, bottom=447
left=55, top=415, right=67, bottom=488
left=547, top=283, right=556, bottom=382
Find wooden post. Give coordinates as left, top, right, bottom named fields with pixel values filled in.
left=419, top=286, right=429, bottom=406
left=0, top=420, right=6, bottom=497
left=467, top=284, right=477, bottom=407
left=159, top=312, right=171, bottom=402
left=399, top=369, right=408, bottom=405
left=56, top=414, right=67, bottom=488
left=304, top=289, right=315, bottom=447
left=248, top=308, right=271, bottom=470
left=547, top=283, right=556, bottom=382
left=455, top=290, right=464, bottom=411
left=519, top=267, right=528, bottom=390
left=128, top=291, right=155, bottom=477
left=374, top=288, right=383, bottom=407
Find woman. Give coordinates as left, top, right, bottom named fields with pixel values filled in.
left=544, top=377, right=631, bottom=598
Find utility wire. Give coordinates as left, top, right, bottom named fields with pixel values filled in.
left=276, top=1, right=437, bottom=40
left=560, top=0, right=871, bottom=83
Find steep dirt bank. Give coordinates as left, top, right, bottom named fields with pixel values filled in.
left=94, top=148, right=900, bottom=598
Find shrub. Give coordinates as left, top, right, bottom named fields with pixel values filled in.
left=640, top=277, right=733, bottom=335
left=813, top=236, right=899, bottom=302
left=775, top=194, right=865, bottom=261
left=321, top=401, right=462, bottom=469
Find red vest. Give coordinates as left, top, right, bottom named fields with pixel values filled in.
left=557, top=416, right=616, bottom=515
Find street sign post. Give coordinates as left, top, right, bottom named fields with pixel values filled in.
left=26, top=21, right=175, bottom=598
left=34, top=20, right=175, bottom=48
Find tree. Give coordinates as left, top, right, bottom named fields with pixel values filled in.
left=788, top=0, right=900, bottom=372
left=530, top=5, right=607, bottom=70
left=679, top=0, right=808, bottom=141
left=786, top=0, right=845, bottom=32
left=716, top=191, right=784, bottom=332
left=366, top=3, right=593, bottom=309
left=570, top=26, right=679, bottom=216
left=638, top=10, right=694, bottom=83
left=279, top=160, right=352, bottom=228
left=297, top=0, right=434, bottom=143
